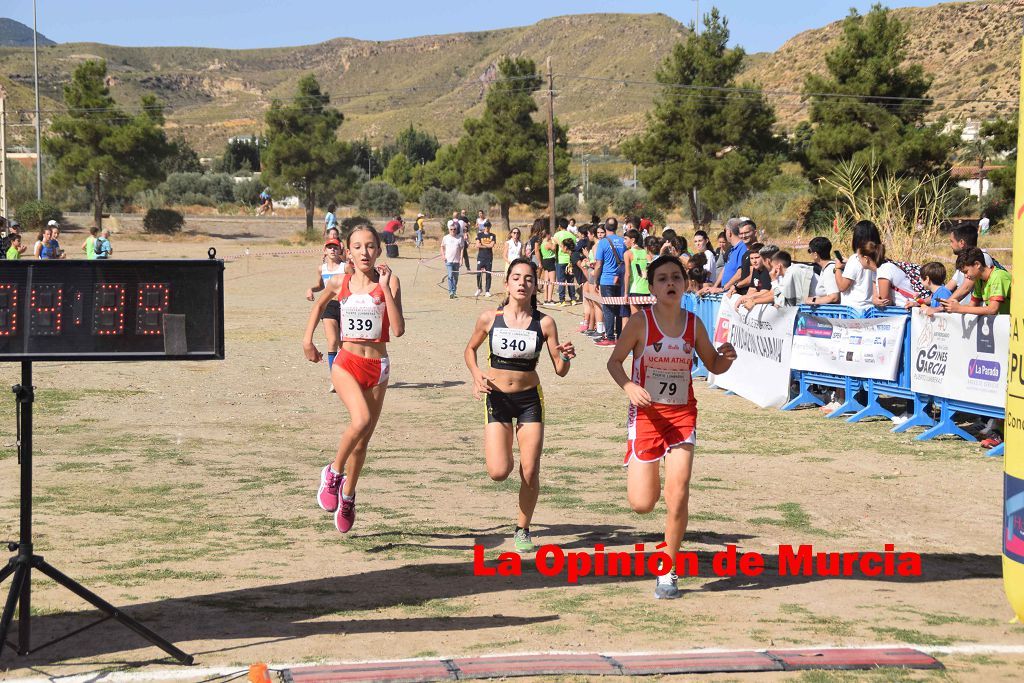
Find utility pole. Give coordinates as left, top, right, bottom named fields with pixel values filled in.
left=32, top=0, right=43, bottom=200
left=546, top=56, right=556, bottom=232
left=693, top=0, right=701, bottom=34
left=0, top=90, right=7, bottom=219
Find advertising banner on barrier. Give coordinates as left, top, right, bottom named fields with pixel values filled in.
left=790, top=314, right=906, bottom=381
left=709, top=296, right=797, bottom=409
left=909, top=311, right=1009, bottom=408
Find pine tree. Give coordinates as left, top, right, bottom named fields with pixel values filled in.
left=44, top=60, right=171, bottom=228
left=622, top=9, right=781, bottom=227
left=801, top=4, right=955, bottom=179
left=454, top=57, right=570, bottom=230
left=262, top=75, right=352, bottom=233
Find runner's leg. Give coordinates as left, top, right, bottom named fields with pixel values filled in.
left=514, top=422, right=543, bottom=528
left=662, top=444, right=694, bottom=553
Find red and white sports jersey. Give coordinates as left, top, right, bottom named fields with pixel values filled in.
left=631, top=308, right=696, bottom=407
left=624, top=309, right=700, bottom=464
left=338, top=273, right=390, bottom=343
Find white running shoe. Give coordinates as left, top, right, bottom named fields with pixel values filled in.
left=654, top=571, right=681, bottom=599
left=474, top=289, right=482, bottom=296
left=819, top=401, right=842, bottom=414
left=890, top=412, right=911, bottom=426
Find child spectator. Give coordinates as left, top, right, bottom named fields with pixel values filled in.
left=5, top=234, right=22, bottom=260
left=805, top=236, right=840, bottom=305
left=906, top=262, right=952, bottom=316
left=943, top=247, right=1010, bottom=315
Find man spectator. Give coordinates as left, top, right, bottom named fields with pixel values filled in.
left=94, top=229, right=113, bottom=259
left=979, top=213, right=990, bottom=235
left=441, top=222, right=464, bottom=299
left=458, top=210, right=471, bottom=270
left=82, top=226, right=100, bottom=259
left=593, top=217, right=627, bottom=346
left=552, top=218, right=576, bottom=304
left=414, top=213, right=426, bottom=248
left=805, top=236, right=840, bottom=305
left=711, top=218, right=749, bottom=293
left=475, top=221, right=496, bottom=297
left=383, top=215, right=403, bottom=245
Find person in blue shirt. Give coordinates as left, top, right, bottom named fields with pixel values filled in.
left=593, top=217, right=628, bottom=345
left=712, top=218, right=749, bottom=292
left=909, top=262, right=953, bottom=316
left=324, top=203, right=338, bottom=236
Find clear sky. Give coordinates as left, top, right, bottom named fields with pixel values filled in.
left=5, top=0, right=950, bottom=54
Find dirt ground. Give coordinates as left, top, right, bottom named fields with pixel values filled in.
left=0, top=217, right=1022, bottom=681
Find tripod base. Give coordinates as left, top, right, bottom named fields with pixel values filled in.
left=0, top=550, right=193, bottom=664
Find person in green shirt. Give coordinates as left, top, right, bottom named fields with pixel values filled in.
left=943, top=246, right=1011, bottom=315
left=552, top=221, right=576, bottom=304
left=537, top=228, right=557, bottom=304
left=622, top=228, right=650, bottom=314
left=5, top=234, right=23, bottom=260
left=82, top=226, right=99, bottom=259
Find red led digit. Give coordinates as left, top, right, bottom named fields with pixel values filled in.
left=136, top=283, right=170, bottom=336
left=30, top=284, right=63, bottom=336
left=92, top=283, right=126, bottom=336
left=0, top=284, right=18, bottom=336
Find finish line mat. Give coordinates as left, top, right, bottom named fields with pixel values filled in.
left=280, top=647, right=942, bottom=681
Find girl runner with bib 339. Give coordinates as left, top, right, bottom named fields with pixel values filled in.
left=303, top=225, right=405, bottom=534
left=606, top=255, right=736, bottom=600
left=464, top=258, right=575, bottom=553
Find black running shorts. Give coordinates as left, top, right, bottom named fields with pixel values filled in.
left=485, top=386, right=544, bottom=424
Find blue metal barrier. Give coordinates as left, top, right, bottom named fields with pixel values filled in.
left=782, top=304, right=866, bottom=417
left=682, top=293, right=722, bottom=379
left=846, top=307, right=935, bottom=433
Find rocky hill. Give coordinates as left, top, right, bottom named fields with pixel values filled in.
left=739, top=0, right=1024, bottom=130
left=0, top=18, right=55, bottom=48
left=0, top=2, right=1019, bottom=154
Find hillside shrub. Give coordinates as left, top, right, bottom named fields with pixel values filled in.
left=359, top=180, right=404, bottom=216
left=555, top=193, right=579, bottom=218
left=14, top=200, right=63, bottom=231
left=143, top=208, right=185, bottom=234
left=160, top=172, right=236, bottom=206
left=420, top=187, right=458, bottom=218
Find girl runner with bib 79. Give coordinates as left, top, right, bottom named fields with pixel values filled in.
left=606, top=255, right=736, bottom=599
left=464, top=258, right=575, bottom=553
left=303, top=225, right=405, bottom=534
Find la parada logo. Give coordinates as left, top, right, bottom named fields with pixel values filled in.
left=1017, top=202, right=1024, bottom=221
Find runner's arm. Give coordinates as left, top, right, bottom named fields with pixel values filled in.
left=380, top=267, right=405, bottom=337
left=693, top=318, right=736, bottom=375
left=464, top=311, right=496, bottom=398
left=606, top=314, right=651, bottom=407
left=307, top=272, right=325, bottom=300
left=541, top=316, right=574, bottom=377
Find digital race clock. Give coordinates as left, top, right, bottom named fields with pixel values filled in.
left=0, top=260, right=224, bottom=361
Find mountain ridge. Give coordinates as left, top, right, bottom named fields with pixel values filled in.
left=0, top=3, right=1018, bottom=154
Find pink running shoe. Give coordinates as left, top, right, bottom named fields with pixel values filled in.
left=336, top=495, right=356, bottom=533
left=317, top=465, right=344, bottom=512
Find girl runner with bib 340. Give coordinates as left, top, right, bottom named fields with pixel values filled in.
left=303, top=225, right=405, bottom=534
left=606, top=255, right=736, bottom=600
left=464, top=258, right=575, bottom=553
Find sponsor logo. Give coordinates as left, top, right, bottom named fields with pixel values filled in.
left=967, top=358, right=1001, bottom=382
left=653, top=342, right=663, bottom=352
left=849, top=335, right=863, bottom=346
left=796, top=315, right=833, bottom=338
left=714, top=318, right=731, bottom=345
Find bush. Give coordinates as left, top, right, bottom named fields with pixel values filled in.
left=555, top=193, right=580, bottom=218
left=455, top=192, right=496, bottom=217
left=726, top=174, right=817, bottom=234
left=134, top=189, right=166, bottom=211
left=359, top=180, right=404, bottom=216
left=612, top=188, right=665, bottom=225
left=14, top=200, right=63, bottom=231
left=143, top=208, right=185, bottom=234
left=420, top=187, right=458, bottom=218
left=160, top=172, right=236, bottom=206
left=233, top=178, right=262, bottom=205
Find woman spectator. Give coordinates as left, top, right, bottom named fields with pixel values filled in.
left=857, top=241, right=915, bottom=308
left=505, top=227, right=524, bottom=265
left=834, top=220, right=881, bottom=311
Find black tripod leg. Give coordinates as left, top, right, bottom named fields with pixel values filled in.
left=33, top=561, right=193, bottom=665
left=0, top=561, right=16, bottom=585
left=0, top=565, right=26, bottom=656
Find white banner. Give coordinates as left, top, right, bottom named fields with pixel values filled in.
left=790, top=314, right=907, bottom=381
left=708, top=296, right=798, bottom=409
left=909, top=311, right=1009, bottom=408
